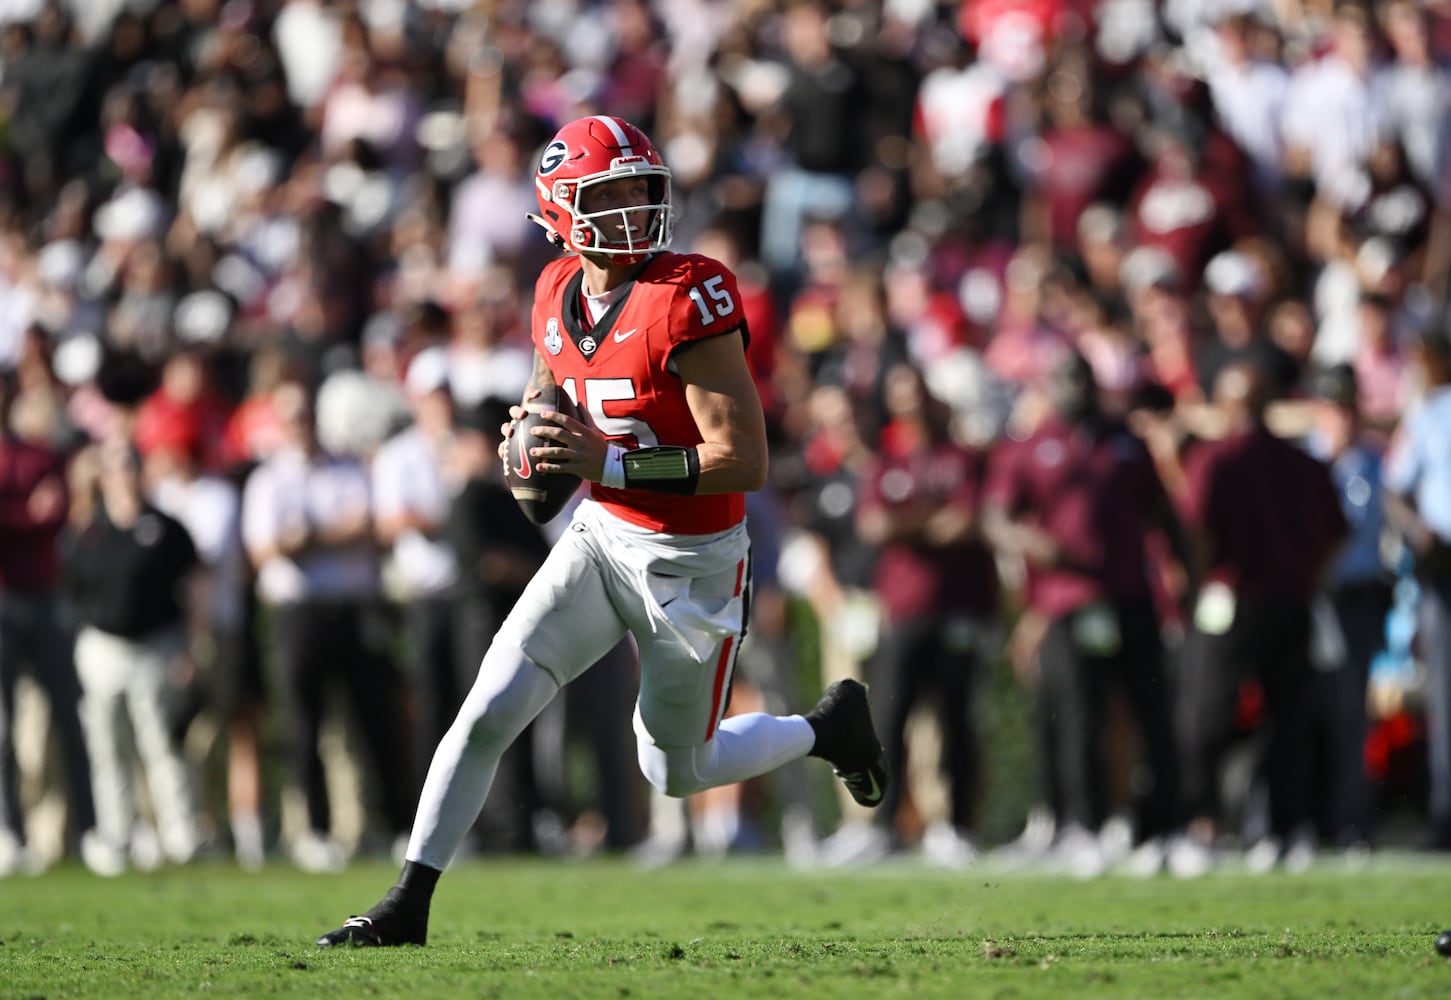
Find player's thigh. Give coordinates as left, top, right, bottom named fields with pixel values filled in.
left=631, top=562, right=746, bottom=749
left=497, top=529, right=628, bottom=686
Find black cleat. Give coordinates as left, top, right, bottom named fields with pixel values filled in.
left=317, top=897, right=427, bottom=947
left=805, top=680, right=888, bottom=809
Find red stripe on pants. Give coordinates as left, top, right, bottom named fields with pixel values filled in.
left=704, top=558, right=747, bottom=740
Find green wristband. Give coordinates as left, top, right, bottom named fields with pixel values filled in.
left=622, top=446, right=701, bottom=495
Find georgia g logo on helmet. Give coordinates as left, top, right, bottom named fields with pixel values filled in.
left=539, top=140, right=568, bottom=175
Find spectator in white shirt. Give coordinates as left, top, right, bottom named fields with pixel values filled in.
left=372, top=348, right=474, bottom=785
left=272, top=0, right=343, bottom=114
left=144, top=425, right=265, bottom=871
left=1282, top=1, right=1385, bottom=198
left=1374, top=0, right=1451, bottom=193
left=1203, top=9, right=1291, bottom=200
left=446, top=127, right=543, bottom=279
left=444, top=276, right=532, bottom=413
left=241, top=379, right=414, bottom=872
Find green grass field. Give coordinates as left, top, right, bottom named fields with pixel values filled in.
left=4, top=853, right=1450, bottom=999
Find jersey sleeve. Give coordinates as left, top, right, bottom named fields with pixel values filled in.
left=665, top=256, right=746, bottom=351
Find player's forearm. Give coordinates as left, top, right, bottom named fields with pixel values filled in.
left=598, top=441, right=764, bottom=495
left=524, top=350, right=556, bottom=399
left=692, top=441, right=767, bottom=494
left=674, top=332, right=768, bottom=494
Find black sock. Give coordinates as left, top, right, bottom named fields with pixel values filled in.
left=389, top=860, right=442, bottom=911
left=805, top=716, right=830, bottom=759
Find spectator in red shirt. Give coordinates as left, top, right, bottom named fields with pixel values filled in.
left=219, top=347, right=295, bottom=471
left=1171, top=361, right=1348, bottom=875
left=0, top=371, right=95, bottom=874
left=984, top=349, right=1196, bottom=877
left=133, top=349, right=232, bottom=475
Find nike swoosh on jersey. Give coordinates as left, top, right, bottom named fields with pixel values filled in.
left=613, top=328, right=638, bottom=343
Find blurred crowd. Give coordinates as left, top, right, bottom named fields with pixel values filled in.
left=2, top=0, right=1451, bottom=879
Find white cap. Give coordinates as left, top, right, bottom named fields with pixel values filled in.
left=94, top=187, right=165, bottom=242
left=37, top=240, right=85, bottom=290
left=52, top=333, right=103, bottom=387
left=1120, top=245, right=1182, bottom=295
left=362, top=311, right=404, bottom=350
left=174, top=290, right=233, bottom=344
left=1203, top=250, right=1265, bottom=299
left=405, top=346, right=451, bottom=397
left=1078, top=203, right=1124, bottom=245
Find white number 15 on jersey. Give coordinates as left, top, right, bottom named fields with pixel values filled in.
left=688, top=275, right=735, bottom=325
left=562, top=377, right=659, bottom=447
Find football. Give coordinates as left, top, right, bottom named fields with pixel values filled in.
left=504, top=384, right=582, bottom=525
left=1437, top=930, right=1451, bottom=957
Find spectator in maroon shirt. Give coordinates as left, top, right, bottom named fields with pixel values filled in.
left=984, top=349, right=1196, bottom=877
left=825, top=362, right=998, bottom=867
left=1124, top=109, right=1257, bottom=289
left=1171, top=361, right=1348, bottom=876
left=1020, top=47, right=1142, bottom=252
left=0, top=371, right=95, bottom=873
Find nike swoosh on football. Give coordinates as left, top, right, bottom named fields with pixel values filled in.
left=613, top=328, right=638, bottom=343
left=512, top=434, right=532, bottom=479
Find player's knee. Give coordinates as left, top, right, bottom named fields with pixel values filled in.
left=450, top=643, right=555, bottom=756
left=456, top=709, right=511, bottom=757
left=637, top=742, right=712, bottom=798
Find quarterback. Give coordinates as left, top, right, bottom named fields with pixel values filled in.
left=318, top=115, right=887, bottom=947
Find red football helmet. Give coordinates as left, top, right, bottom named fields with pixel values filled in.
left=529, top=116, right=673, bottom=262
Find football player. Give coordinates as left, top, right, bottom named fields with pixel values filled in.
left=318, top=116, right=888, bottom=947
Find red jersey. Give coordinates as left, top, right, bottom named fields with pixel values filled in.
left=530, top=251, right=749, bottom=535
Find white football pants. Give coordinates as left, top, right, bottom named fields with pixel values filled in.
left=406, top=500, right=814, bottom=869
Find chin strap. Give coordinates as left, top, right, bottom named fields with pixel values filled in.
left=525, top=213, right=567, bottom=250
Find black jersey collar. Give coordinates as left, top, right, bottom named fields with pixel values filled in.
left=562, top=255, right=656, bottom=360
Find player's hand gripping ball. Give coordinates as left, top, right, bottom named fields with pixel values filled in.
left=504, top=384, right=582, bottom=525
